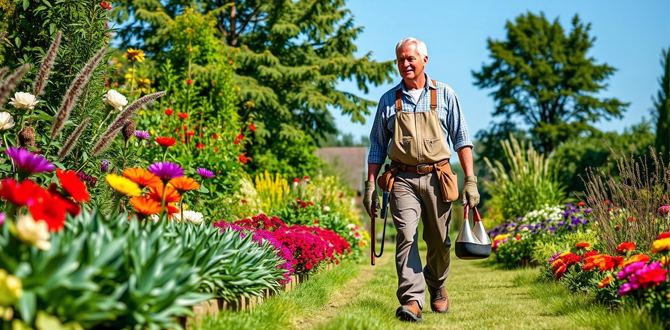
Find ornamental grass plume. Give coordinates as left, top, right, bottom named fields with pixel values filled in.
left=0, top=64, right=30, bottom=107
left=58, top=117, right=90, bottom=160
left=0, top=67, right=8, bottom=81
left=5, top=148, right=55, bottom=175
left=50, top=47, right=107, bottom=139
left=17, top=126, right=36, bottom=148
left=91, top=91, right=165, bottom=156
left=122, top=120, right=135, bottom=143
left=33, top=31, right=62, bottom=96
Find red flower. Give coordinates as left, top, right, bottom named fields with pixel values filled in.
left=186, top=79, right=193, bottom=85
left=249, top=123, right=256, bottom=132
left=303, top=176, right=309, bottom=180
left=233, top=140, right=240, bottom=145
left=29, top=190, right=67, bottom=232
left=314, top=219, right=318, bottom=224
left=155, top=137, right=176, bottom=147
left=56, top=169, right=90, bottom=202
left=604, top=200, right=611, bottom=205
left=211, top=134, right=218, bottom=139
left=617, top=242, right=636, bottom=254
left=637, top=269, right=669, bottom=289
left=578, top=201, right=585, bottom=207
left=236, top=134, right=244, bottom=140
left=214, top=148, right=219, bottom=152
left=0, top=178, right=46, bottom=206
left=186, top=130, right=195, bottom=137
left=178, top=113, right=189, bottom=119
left=658, top=232, right=670, bottom=240
left=165, top=108, right=174, bottom=115
left=576, top=242, right=590, bottom=248
left=293, top=178, right=300, bottom=183
left=238, top=155, right=248, bottom=163
left=241, top=199, right=248, bottom=204
left=196, top=143, right=205, bottom=150
left=627, top=217, right=635, bottom=222
left=584, top=250, right=599, bottom=257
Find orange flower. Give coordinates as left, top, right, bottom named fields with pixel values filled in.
left=575, top=242, right=590, bottom=249
left=130, top=197, right=161, bottom=215
left=616, top=242, right=636, bottom=254
left=148, top=184, right=182, bottom=203
left=124, top=168, right=162, bottom=188
left=169, top=176, right=200, bottom=192
left=597, top=276, right=613, bottom=288
left=622, top=254, right=650, bottom=267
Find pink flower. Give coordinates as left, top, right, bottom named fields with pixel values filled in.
left=617, top=261, right=647, bottom=280
left=659, top=205, right=670, bottom=215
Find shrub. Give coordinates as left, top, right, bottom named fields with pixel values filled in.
left=484, top=135, right=566, bottom=223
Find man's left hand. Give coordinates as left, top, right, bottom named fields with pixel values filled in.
left=462, top=175, right=480, bottom=208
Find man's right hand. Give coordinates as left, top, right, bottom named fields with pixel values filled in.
left=363, top=180, right=379, bottom=218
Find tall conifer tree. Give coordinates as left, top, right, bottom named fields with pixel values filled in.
left=653, top=48, right=670, bottom=161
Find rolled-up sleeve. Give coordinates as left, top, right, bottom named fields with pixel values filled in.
left=445, top=88, right=474, bottom=151
left=368, top=99, right=390, bottom=164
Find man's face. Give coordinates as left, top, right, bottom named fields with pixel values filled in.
left=396, top=43, right=427, bottom=81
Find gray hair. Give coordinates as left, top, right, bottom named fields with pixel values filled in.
left=395, top=37, right=428, bottom=58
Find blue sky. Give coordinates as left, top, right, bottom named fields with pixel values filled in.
left=334, top=0, right=670, bottom=144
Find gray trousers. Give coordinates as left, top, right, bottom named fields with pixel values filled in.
left=390, top=170, right=452, bottom=310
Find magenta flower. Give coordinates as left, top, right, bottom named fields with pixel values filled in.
left=100, top=159, right=110, bottom=172
left=659, top=205, right=670, bottom=216
left=148, top=162, right=184, bottom=181
left=617, top=283, right=634, bottom=296
left=0, top=212, right=4, bottom=226
left=5, top=148, right=55, bottom=174
left=617, top=261, right=647, bottom=280
left=197, top=168, right=215, bottom=179
left=134, top=131, right=150, bottom=139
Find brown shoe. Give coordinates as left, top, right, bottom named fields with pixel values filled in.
left=430, top=286, right=450, bottom=313
left=395, top=300, right=422, bottom=322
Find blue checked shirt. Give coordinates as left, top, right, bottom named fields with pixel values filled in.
left=368, top=73, right=474, bottom=164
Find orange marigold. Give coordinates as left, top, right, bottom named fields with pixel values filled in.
left=169, top=176, right=200, bottom=192
left=124, top=168, right=162, bottom=188
left=623, top=254, right=650, bottom=267
left=597, top=275, right=613, bottom=288
left=148, top=184, right=182, bottom=203
left=130, top=197, right=161, bottom=215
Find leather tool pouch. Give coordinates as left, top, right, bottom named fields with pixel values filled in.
left=377, top=164, right=398, bottom=192
left=435, top=161, right=459, bottom=202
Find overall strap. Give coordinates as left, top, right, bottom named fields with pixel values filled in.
left=394, top=79, right=438, bottom=112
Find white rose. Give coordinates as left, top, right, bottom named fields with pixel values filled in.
left=8, top=92, right=38, bottom=110
left=16, top=215, right=51, bottom=251
left=0, top=112, right=15, bottom=131
left=103, top=89, right=128, bottom=110
left=322, top=206, right=330, bottom=212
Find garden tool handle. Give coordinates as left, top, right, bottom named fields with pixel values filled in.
left=371, top=205, right=376, bottom=265
left=371, top=192, right=389, bottom=266
left=463, top=203, right=482, bottom=222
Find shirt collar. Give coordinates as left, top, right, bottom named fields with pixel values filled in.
left=396, top=73, right=436, bottom=93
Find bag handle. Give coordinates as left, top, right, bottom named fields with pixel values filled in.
left=463, top=204, right=483, bottom=222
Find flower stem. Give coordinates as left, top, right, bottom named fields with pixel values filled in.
left=159, top=183, right=167, bottom=224
left=122, top=141, right=127, bottom=169
left=180, top=197, right=185, bottom=224
left=112, top=193, right=122, bottom=216
left=129, top=62, right=136, bottom=100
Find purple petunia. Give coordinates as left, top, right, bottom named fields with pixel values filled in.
left=134, top=131, right=150, bottom=139
left=196, top=167, right=215, bottom=179
left=149, top=162, right=184, bottom=180
left=101, top=159, right=110, bottom=172
left=5, top=148, right=55, bottom=174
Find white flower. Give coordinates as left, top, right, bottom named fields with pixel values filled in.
left=173, top=210, right=204, bottom=225
left=322, top=206, right=330, bottom=212
left=8, top=92, right=38, bottom=110
left=0, top=112, right=15, bottom=131
left=150, top=214, right=159, bottom=224
left=16, top=215, right=51, bottom=251
left=103, top=89, right=128, bottom=110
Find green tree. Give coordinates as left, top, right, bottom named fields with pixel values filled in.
left=110, top=0, right=395, bottom=177
left=472, top=11, right=628, bottom=153
left=652, top=48, right=670, bottom=162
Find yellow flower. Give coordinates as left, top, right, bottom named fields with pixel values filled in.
left=150, top=129, right=156, bottom=135
left=661, top=256, right=668, bottom=266
left=15, top=214, right=50, bottom=251
left=106, top=174, right=141, bottom=197
left=492, top=234, right=509, bottom=242
left=0, top=268, right=23, bottom=306
left=123, top=48, right=145, bottom=62
left=651, top=238, right=670, bottom=254
left=138, top=110, right=146, bottom=115
left=245, top=101, right=255, bottom=108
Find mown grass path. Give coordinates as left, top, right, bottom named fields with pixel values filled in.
left=310, top=245, right=586, bottom=330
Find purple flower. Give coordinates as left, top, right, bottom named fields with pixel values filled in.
left=584, top=208, right=592, bottom=215
left=196, top=167, right=215, bottom=179
left=0, top=212, right=4, bottom=226
left=5, top=148, right=55, bottom=174
left=659, top=205, right=670, bottom=216
left=149, top=162, right=184, bottom=180
left=548, top=252, right=563, bottom=263
left=134, top=131, right=150, bottom=139
left=100, top=159, right=110, bottom=172
left=617, top=283, right=633, bottom=296
left=617, top=261, right=647, bottom=280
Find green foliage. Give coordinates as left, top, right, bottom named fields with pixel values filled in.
left=493, top=236, right=537, bottom=268
left=553, top=121, right=656, bottom=194
left=472, top=11, right=628, bottom=153
left=484, top=135, right=566, bottom=220
left=111, top=0, right=395, bottom=177
left=653, top=48, right=670, bottom=162
left=165, top=222, right=287, bottom=301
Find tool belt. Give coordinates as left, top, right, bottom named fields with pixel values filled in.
left=378, top=159, right=459, bottom=203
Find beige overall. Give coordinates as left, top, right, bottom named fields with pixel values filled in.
left=388, top=81, right=452, bottom=310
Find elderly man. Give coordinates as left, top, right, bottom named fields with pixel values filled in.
left=364, top=37, right=480, bottom=322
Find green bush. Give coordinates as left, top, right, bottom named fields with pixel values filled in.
left=484, top=135, right=566, bottom=224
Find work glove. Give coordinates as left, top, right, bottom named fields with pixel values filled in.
left=363, top=180, right=380, bottom=218
left=461, top=175, right=480, bottom=208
